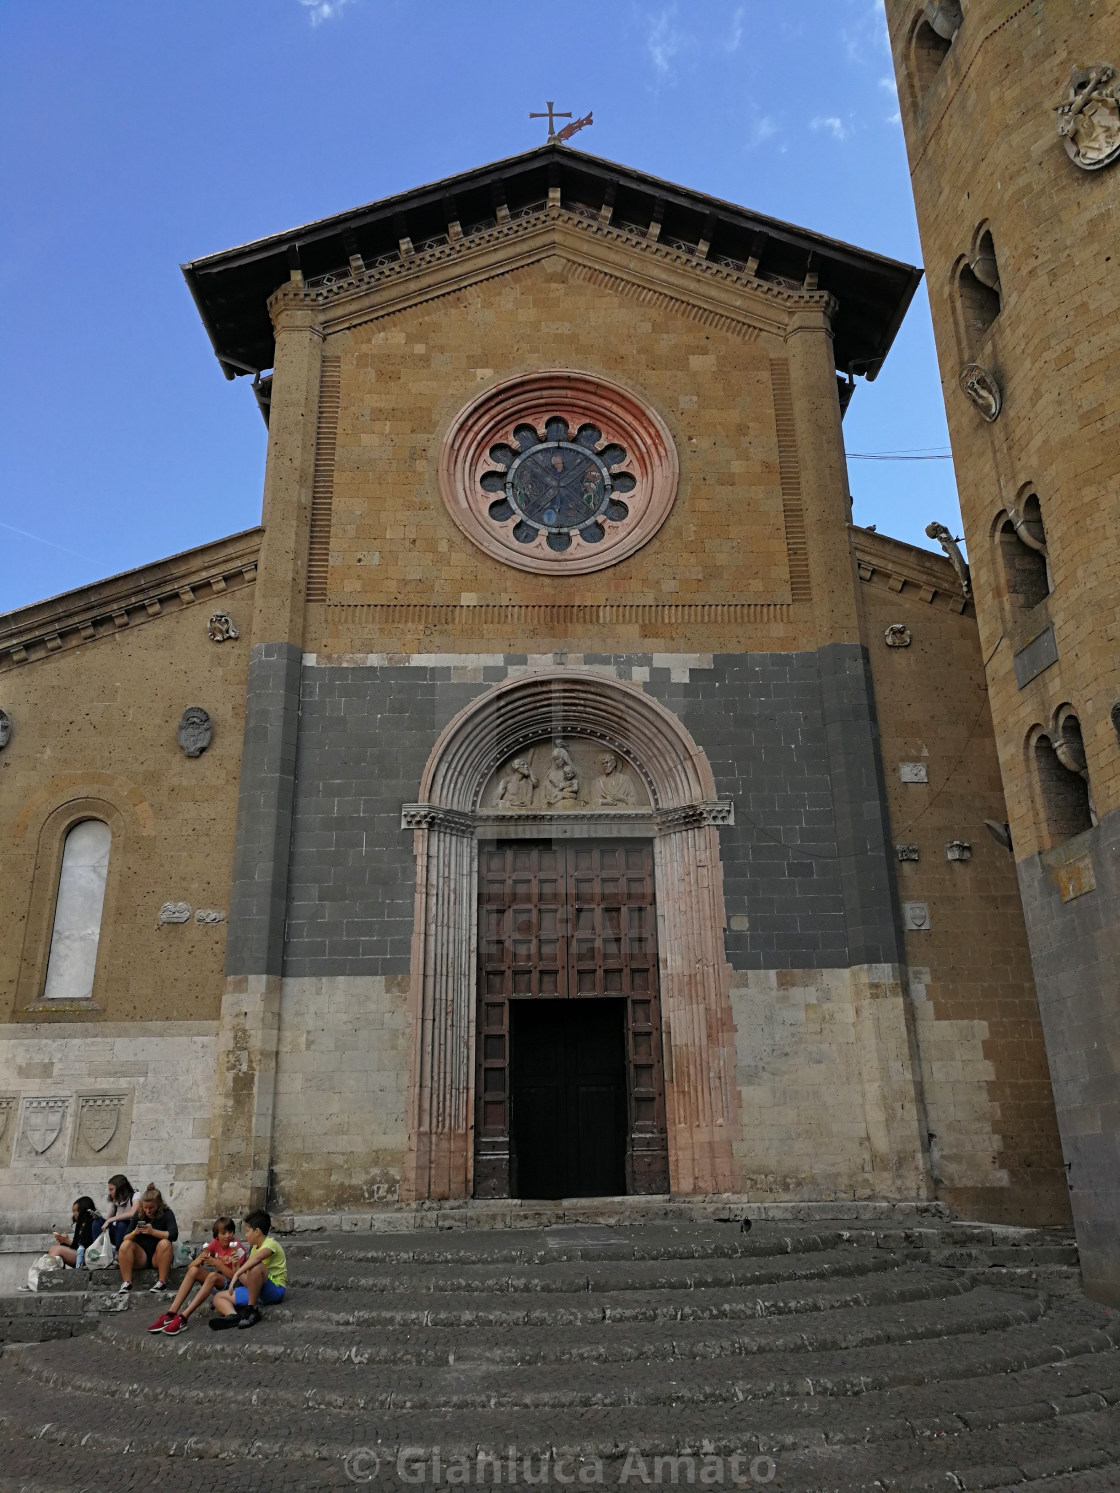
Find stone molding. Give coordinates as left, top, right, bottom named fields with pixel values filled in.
left=401, top=668, right=740, bottom=1204
left=270, top=203, right=838, bottom=348
left=400, top=802, right=735, bottom=835
left=0, top=531, right=261, bottom=673
left=854, top=527, right=971, bottom=615
left=313, top=601, right=794, bottom=627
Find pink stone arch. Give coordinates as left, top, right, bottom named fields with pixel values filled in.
left=402, top=669, right=740, bottom=1202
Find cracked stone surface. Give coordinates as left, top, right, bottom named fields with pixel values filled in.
left=1, top=1220, right=1117, bottom=1490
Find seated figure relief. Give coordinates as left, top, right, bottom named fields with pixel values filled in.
left=544, top=746, right=580, bottom=808
left=592, top=751, right=638, bottom=807
left=495, top=757, right=538, bottom=809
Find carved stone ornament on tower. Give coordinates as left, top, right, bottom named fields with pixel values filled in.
left=884, top=624, right=912, bottom=649
left=958, top=364, right=1002, bottom=422
left=922, top=1, right=962, bottom=42
left=177, top=707, right=212, bottom=758
left=1055, top=63, right=1120, bottom=172
left=0, top=708, right=10, bottom=750
left=207, top=610, right=239, bottom=642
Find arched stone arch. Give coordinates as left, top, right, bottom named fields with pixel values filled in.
left=401, top=669, right=740, bottom=1202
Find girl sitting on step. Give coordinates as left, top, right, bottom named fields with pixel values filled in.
left=49, top=1196, right=104, bottom=1267
left=149, top=1216, right=247, bottom=1335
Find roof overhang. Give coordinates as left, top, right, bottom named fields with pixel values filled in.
left=182, top=144, right=921, bottom=386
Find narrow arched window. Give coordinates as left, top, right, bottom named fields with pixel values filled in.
left=910, top=4, right=962, bottom=101
left=1035, top=727, right=1093, bottom=846
left=42, top=820, right=112, bottom=1001
left=959, top=231, right=1001, bottom=352
left=999, top=492, right=1050, bottom=613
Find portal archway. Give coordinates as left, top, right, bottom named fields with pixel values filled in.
left=400, top=669, right=740, bottom=1201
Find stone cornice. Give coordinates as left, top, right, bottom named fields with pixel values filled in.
left=270, top=204, right=837, bottom=346
left=401, top=801, right=734, bottom=835
left=0, top=529, right=262, bottom=673
left=852, top=526, right=971, bottom=617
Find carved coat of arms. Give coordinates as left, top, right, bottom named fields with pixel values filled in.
left=178, top=706, right=213, bottom=758
left=23, top=1099, right=67, bottom=1155
left=1055, top=63, right=1120, bottom=171
left=79, top=1096, right=122, bottom=1153
left=0, top=708, right=10, bottom=750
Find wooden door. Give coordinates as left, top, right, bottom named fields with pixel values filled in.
left=475, top=839, right=670, bottom=1198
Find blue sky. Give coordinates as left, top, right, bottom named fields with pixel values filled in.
left=0, top=0, right=961, bottom=613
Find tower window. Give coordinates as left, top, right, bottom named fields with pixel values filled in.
left=958, top=233, right=1001, bottom=353
left=42, top=819, right=112, bottom=1001
left=1035, top=720, right=1093, bottom=846
left=910, top=4, right=962, bottom=99
left=999, top=492, right=1050, bottom=612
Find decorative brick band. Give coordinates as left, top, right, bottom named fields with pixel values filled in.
left=317, top=601, right=793, bottom=625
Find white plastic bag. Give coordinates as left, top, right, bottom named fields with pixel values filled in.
left=27, top=1252, right=63, bottom=1291
left=172, top=1240, right=193, bottom=1269
left=85, top=1233, right=113, bottom=1270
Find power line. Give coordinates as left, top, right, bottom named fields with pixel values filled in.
left=847, top=450, right=953, bottom=461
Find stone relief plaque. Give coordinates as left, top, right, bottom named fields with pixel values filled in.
left=1055, top=64, right=1120, bottom=171
left=902, top=902, right=931, bottom=932
left=18, top=1097, right=69, bottom=1160
left=884, top=624, right=912, bottom=649
left=195, top=908, right=227, bottom=925
left=207, top=610, right=239, bottom=642
left=71, top=1092, right=132, bottom=1166
left=177, top=707, right=213, bottom=758
left=158, top=901, right=192, bottom=926
left=0, top=1096, right=15, bottom=1165
left=484, top=739, right=650, bottom=812
left=899, top=762, right=929, bottom=785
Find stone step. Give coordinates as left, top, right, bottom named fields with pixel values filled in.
left=9, top=1292, right=1098, bottom=1414
left=101, top=1260, right=971, bottom=1340
left=95, top=1267, right=983, bottom=1367
left=2, top=1354, right=1119, bottom=1489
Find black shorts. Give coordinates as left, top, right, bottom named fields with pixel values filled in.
left=133, top=1233, right=163, bottom=1265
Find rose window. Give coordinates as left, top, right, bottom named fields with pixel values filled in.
left=438, top=371, right=679, bottom=576
left=481, top=419, right=637, bottom=553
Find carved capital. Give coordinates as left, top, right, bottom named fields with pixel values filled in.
left=656, top=799, right=735, bottom=832
left=401, top=804, right=476, bottom=837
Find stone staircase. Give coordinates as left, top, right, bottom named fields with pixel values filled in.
left=0, top=1220, right=1117, bottom=1491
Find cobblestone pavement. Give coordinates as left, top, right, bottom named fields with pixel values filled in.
left=1, top=1220, right=1118, bottom=1490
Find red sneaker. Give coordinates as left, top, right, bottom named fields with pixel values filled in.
left=162, top=1313, right=187, bottom=1335
left=147, top=1312, right=172, bottom=1333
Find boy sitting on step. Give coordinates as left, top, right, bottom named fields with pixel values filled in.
left=210, top=1209, right=287, bottom=1330
left=148, top=1216, right=247, bottom=1335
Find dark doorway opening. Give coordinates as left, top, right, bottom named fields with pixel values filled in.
left=510, top=998, right=627, bottom=1200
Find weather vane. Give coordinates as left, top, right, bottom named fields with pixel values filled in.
left=530, top=101, right=593, bottom=145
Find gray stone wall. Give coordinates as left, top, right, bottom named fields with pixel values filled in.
left=1016, top=803, right=1120, bottom=1303
left=282, top=649, right=902, bottom=977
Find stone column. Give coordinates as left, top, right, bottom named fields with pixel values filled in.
left=654, top=814, right=740, bottom=1194
left=401, top=810, right=478, bottom=1201
left=784, top=302, right=863, bottom=648
left=205, top=291, right=324, bottom=1217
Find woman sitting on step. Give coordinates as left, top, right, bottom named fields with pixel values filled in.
left=97, top=1173, right=139, bottom=1253
left=116, top=1184, right=178, bottom=1295
left=49, top=1196, right=104, bottom=1267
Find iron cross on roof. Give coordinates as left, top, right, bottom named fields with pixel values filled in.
left=530, top=101, right=593, bottom=145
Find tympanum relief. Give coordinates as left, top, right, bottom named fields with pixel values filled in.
left=486, top=740, right=650, bottom=811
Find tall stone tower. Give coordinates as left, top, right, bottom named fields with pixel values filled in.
left=887, top=1, right=1120, bottom=1302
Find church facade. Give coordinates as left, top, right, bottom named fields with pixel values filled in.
left=0, top=147, right=1068, bottom=1233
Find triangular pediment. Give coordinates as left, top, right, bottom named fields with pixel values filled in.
left=184, top=145, right=920, bottom=388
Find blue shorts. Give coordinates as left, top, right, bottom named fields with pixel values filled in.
left=233, top=1279, right=285, bottom=1306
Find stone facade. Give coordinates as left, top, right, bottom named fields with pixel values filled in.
left=0, top=147, right=1068, bottom=1236
left=887, top=1, right=1120, bottom=1298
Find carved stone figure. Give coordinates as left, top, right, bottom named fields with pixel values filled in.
left=78, top=1095, right=123, bottom=1153
left=177, top=707, right=212, bottom=758
left=22, top=1097, right=68, bottom=1156
left=925, top=521, right=972, bottom=599
left=0, top=708, right=9, bottom=750
left=495, top=757, right=538, bottom=809
left=946, top=840, right=972, bottom=861
left=896, top=845, right=920, bottom=862
left=884, top=624, right=912, bottom=649
left=958, top=364, right=1002, bottom=423
left=1055, top=63, right=1120, bottom=171
left=592, top=752, right=638, bottom=807
left=544, top=744, right=580, bottom=808
left=207, top=610, right=239, bottom=642
left=922, top=1, right=962, bottom=42
left=159, top=901, right=191, bottom=926
left=195, top=908, right=227, bottom=925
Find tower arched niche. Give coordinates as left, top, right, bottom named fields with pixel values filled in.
left=400, top=669, right=740, bottom=1203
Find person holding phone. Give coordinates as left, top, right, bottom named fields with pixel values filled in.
left=116, top=1184, right=177, bottom=1294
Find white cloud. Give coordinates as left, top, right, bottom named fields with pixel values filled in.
left=724, top=5, right=745, bottom=53
left=646, top=6, right=685, bottom=77
left=299, top=0, right=356, bottom=24
left=746, top=115, right=778, bottom=150
left=811, top=116, right=851, bottom=142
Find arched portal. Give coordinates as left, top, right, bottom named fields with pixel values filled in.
left=400, top=670, right=740, bottom=1201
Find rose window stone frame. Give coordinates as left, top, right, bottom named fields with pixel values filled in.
left=438, top=371, right=680, bottom=576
